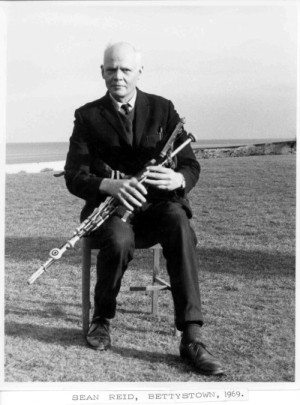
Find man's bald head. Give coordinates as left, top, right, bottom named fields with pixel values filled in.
left=103, top=42, right=142, bottom=68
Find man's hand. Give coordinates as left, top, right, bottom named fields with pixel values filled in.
left=100, top=177, right=147, bottom=211
left=144, top=166, right=184, bottom=191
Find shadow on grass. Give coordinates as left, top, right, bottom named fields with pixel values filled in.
left=5, top=300, right=81, bottom=324
left=5, top=236, right=295, bottom=276
left=6, top=301, right=151, bottom=328
left=5, top=236, right=157, bottom=268
left=5, top=236, right=84, bottom=266
left=5, top=236, right=295, bottom=342
left=5, top=320, right=182, bottom=368
left=111, top=345, right=180, bottom=366
left=5, top=321, right=85, bottom=347
left=118, top=308, right=147, bottom=316
left=198, top=247, right=295, bottom=277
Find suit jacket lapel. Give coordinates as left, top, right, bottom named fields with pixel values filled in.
left=97, top=93, right=131, bottom=145
left=133, top=89, right=149, bottom=147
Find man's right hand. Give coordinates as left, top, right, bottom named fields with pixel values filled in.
left=100, top=177, right=147, bottom=211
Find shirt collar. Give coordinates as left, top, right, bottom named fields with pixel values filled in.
left=109, top=90, right=137, bottom=112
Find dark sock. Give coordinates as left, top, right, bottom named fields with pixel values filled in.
left=182, top=322, right=202, bottom=343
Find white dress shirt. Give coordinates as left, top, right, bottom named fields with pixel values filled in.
left=109, top=91, right=137, bottom=115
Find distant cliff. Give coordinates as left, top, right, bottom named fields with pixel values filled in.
left=194, top=140, right=296, bottom=159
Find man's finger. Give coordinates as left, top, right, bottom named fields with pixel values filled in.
left=134, top=182, right=148, bottom=196
left=117, top=194, right=134, bottom=211
left=129, top=178, right=148, bottom=195
left=146, top=165, right=169, bottom=173
left=120, top=189, right=144, bottom=207
left=145, top=172, right=169, bottom=180
left=124, top=185, right=147, bottom=203
left=144, top=179, right=168, bottom=186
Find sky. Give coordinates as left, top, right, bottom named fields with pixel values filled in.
left=3, top=1, right=298, bottom=143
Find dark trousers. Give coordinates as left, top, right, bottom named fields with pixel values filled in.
left=91, top=201, right=203, bottom=331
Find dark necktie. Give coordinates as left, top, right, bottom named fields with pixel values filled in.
left=121, top=103, right=131, bottom=115
left=120, top=103, right=133, bottom=144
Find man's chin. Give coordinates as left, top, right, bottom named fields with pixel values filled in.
left=110, top=88, right=126, bottom=99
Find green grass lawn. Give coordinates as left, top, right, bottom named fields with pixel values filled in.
left=4, top=154, right=295, bottom=382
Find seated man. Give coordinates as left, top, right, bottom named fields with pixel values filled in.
left=64, top=41, right=224, bottom=376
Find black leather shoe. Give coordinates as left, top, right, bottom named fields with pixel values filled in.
left=86, top=319, right=111, bottom=351
left=180, top=340, right=225, bottom=376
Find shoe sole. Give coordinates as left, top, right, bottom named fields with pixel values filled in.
left=86, top=339, right=111, bottom=351
left=86, top=343, right=111, bottom=351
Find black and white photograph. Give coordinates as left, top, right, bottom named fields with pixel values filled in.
left=0, top=0, right=298, bottom=404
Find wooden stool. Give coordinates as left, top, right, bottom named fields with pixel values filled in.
left=81, top=237, right=176, bottom=335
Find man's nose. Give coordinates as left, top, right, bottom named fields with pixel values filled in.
left=113, top=68, right=123, bottom=80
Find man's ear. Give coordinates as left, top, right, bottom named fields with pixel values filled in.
left=138, top=65, right=144, bottom=79
left=100, top=65, right=104, bottom=78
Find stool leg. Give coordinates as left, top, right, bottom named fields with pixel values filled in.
left=82, top=239, right=91, bottom=336
left=151, top=247, right=160, bottom=316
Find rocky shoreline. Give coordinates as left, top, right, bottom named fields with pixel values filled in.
left=194, top=140, right=296, bottom=159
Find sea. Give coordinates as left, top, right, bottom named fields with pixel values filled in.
left=5, top=138, right=294, bottom=165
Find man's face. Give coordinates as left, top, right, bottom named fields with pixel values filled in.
left=101, top=44, right=143, bottom=103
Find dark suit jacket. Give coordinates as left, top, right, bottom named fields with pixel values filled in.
left=64, top=89, right=200, bottom=220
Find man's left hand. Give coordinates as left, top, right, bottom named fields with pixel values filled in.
left=144, top=166, right=184, bottom=191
